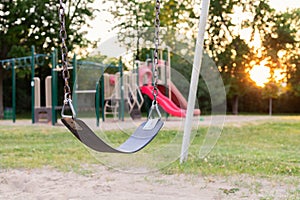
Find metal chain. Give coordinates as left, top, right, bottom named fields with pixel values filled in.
left=152, top=0, right=160, bottom=103
left=59, top=0, right=71, bottom=102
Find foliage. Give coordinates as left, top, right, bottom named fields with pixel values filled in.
left=217, top=36, right=253, bottom=98
left=281, top=9, right=300, bottom=96
left=0, top=0, right=97, bottom=116
left=247, top=5, right=300, bottom=84
left=104, top=0, right=195, bottom=59
left=0, top=0, right=96, bottom=58
left=103, top=0, right=283, bottom=114
left=1, top=0, right=300, bottom=115
left=262, top=82, right=280, bottom=99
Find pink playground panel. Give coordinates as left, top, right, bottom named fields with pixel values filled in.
left=103, top=59, right=200, bottom=118
left=137, top=60, right=200, bottom=117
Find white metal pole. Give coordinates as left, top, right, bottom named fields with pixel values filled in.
left=180, top=0, right=211, bottom=163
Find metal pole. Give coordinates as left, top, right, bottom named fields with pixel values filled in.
left=101, top=67, right=105, bottom=122
left=180, top=0, right=211, bottom=163
left=135, top=61, right=140, bottom=106
left=72, top=54, right=77, bottom=113
left=51, top=50, right=56, bottom=125
left=96, top=81, right=100, bottom=126
left=54, top=49, right=58, bottom=124
left=151, top=50, right=154, bottom=84
left=136, top=61, right=139, bottom=86
left=12, top=60, right=16, bottom=123
left=269, top=98, right=272, bottom=116
left=164, top=51, right=169, bottom=119
left=164, top=51, right=168, bottom=96
left=31, top=45, right=35, bottom=124
left=119, top=59, right=124, bottom=121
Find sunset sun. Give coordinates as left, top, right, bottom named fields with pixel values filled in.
left=249, top=61, right=270, bottom=87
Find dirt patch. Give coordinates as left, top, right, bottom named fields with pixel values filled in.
left=0, top=167, right=298, bottom=200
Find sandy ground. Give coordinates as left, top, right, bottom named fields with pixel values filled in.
left=0, top=115, right=299, bottom=200
left=0, top=166, right=299, bottom=200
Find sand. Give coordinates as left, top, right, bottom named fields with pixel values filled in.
left=0, top=166, right=298, bottom=200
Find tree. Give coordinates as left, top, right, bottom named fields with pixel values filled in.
left=104, top=0, right=296, bottom=114
left=216, top=36, right=253, bottom=114
left=250, top=8, right=300, bottom=115
left=226, top=1, right=300, bottom=114
left=262, top=81, right=279, bottom=115
left=205, top=0, right=272, bottom=114
left=104, top=0, right=196, bottom=57
left=0, top=0, right=96, bottom=117
left=280, top=9, right=300, bottom=97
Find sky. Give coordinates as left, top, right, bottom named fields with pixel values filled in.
left=269, top=0, right=300, bottom=11
left=85, top=0, right=300, bottom=43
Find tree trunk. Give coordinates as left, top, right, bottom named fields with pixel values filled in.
left=0, top=67, right=3, bottom=119
left=269, top=97, right=272, bottom=116
left=232, top=95, right=239, bottom=115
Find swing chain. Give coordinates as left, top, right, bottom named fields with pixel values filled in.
left=59, top=0, right=76, bottom=118
left=59, top=0, right=71, bottom=102
left=145, top=0, right=162, bottom=121
left=153, top=0, right=160, bottom=104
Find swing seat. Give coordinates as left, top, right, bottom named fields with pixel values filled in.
left=61, top=117, right=164, bottom=153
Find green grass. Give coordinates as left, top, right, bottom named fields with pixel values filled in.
left=165, top=121, right=300, bottom=176
left=0, top=119, right=299, bottom=177
left=0, top=126, right=98, bottom=173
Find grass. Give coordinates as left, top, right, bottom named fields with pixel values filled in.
left=165, top=121, right=300, bottom=176
left=0, top=119, right=299, bottom=177
left=0, top=125, right=98, bottom=174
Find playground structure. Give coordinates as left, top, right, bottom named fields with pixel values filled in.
left=0, top=47, right=121, bottom=126
left=0, top=46, right=200, bottom=126
left=97, top=50, right=201, bottom=122
left=102, top=70, right=144, bottom=120
left=137, top=58, right=201, bottom=117
left=0, top=46, right=55, bottom=124
left=0, top=46, right=72, bottom=125
left=33, top=76, right=52, bottom=123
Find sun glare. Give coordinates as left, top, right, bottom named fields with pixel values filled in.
left=249, top=62, right=270, bottom=87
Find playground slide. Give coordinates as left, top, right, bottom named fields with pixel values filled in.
left=157, top=81, right=201, bottom=116
left=138, top=65, right=200, bottom=116
left=140, top=85, right=186, bottom=117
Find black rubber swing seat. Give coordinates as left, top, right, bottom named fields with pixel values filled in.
left=61, top=117, right=164, bottom=153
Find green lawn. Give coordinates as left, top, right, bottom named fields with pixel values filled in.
left=166, top=121, right=300, bottom=176
left=0, top=125, right=98, bottom=173
left=0, top=119, right=299, bottom=177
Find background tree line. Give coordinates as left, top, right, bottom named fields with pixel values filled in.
left=1, top=0, right=300, bottom=116
left=104, top=0, right=300, bottom=114
left=0, top=0, right=96, bottom=117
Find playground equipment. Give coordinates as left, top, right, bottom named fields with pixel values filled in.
left=33, top=76, right=52, bottom=123
left=0, top=46, right=78, bottom=125
left=59, top=0, right=164, bottom=153
left=0, top=46, right=54, bottom=123
left=102, top=71, right=144, bottom=120
left=73, top=59, right=123, bottom=126
left=0, top=45, right=141, bottom=126
left=135, top=52, right=201, bottom=117
left=103, top=73, right=119, bottom=119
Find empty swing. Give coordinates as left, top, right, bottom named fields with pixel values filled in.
left=59, top=0, right=164, bottom=153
